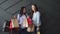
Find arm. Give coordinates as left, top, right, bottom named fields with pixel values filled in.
left=17, top=14, right=20, bottom=21
left=36, top=12, right=41, bottom=31
left=17, top=14, right=20, bottom=24
left=36, top=12, right=40, bottom=26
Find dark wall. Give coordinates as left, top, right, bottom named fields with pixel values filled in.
left=32, top=0, right=60, bottom=34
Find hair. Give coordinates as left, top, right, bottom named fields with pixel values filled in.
left=32, top=4, right=38, bottom=12
left=20, top=6, right=26, bottom=17
left=31, top=4, right=39, bottom=18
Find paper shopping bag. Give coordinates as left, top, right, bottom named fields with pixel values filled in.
left=12, top=19, right=19, bottom=28
left=23, top=18, right=28, bottom=28
left=27, top=24, right=34, bottom=32
left=27, top=27, right=31, bottom=32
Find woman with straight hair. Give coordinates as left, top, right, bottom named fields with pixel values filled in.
left=31, top=4, right=41, bottom=34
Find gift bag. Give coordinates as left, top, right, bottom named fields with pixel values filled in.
left=27, top=24, right=34, bottom=32
left=12, top=19, right=19, bottom=28
left=23, top=18, right=28, bottom=28
left=9, top=19, right=19, bottom=29
left=27, top=27, right=31, bottom=32
left=31, top=24, right=34, bottom=32
left=9, top=20, right=13, bottom=30
left=27, top=17, right=33, bottom=26
left=9, top=19, right=19, bottom=34
left=27, top=16, right=34, bottom=32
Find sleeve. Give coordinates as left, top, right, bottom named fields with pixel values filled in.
left=19, top=17, right=23, bottom=24
left=17, top=14, right=19, bottom=20
left=36, top=12, right=40, bottom=26
left=17, top=14, right=20, bottom=24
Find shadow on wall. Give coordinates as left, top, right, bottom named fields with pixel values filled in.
left=38, top=7, right=47, bottom=34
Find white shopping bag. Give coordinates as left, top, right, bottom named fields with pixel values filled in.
left=23, top=18, right=28, bottom=28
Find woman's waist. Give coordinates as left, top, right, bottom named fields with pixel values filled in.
left=33, top=21, right=41, bottom=26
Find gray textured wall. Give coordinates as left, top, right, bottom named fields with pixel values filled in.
left=0, top=0, right=60, bottom=34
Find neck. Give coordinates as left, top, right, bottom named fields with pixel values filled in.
left=34, top=10, right=37, bottom=12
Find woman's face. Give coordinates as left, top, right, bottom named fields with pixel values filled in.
left=32, top=5, right=35, bottom=12
left=23, top=8, right=26, bottom=14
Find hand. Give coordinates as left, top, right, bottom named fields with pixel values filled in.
left=37, top=26, right=40, bottom=31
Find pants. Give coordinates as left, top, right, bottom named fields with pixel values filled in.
left=32, top=26, right=40, bottom=34
left=19, top=27, right=28, bottom=34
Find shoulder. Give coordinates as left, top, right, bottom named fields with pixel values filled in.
left=36, top=11, right=40, bottom=14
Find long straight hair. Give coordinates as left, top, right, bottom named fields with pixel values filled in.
left=31, top=4, right=39, bottom=18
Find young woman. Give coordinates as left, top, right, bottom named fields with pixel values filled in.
left=17, top=7, right=28, bottom=34
left=31, top=4, right=41, bottom=34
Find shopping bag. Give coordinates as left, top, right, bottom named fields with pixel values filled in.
left=27, top=27, right=31, bottom=32
left=9, top=20, right=13, bottom=30
left=9, top=19, right=19, bottom=29
left=31, top=24, right=34, bottom=32
left=27, top=24, right=34, bottom=32
left=23, top=18, right=28, bottom=28
left=11, top=19, right=19, bottom=28
left=27, top=17, right=33, bottom=26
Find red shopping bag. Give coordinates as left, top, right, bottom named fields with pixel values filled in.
left=9, top=20, right=13, bottom=30
left=27, top=17, right=33, bottom=26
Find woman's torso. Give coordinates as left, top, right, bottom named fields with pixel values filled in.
left=32, top=11, right=41, bottom=26
left=17, top=14, right=27, bottom=29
